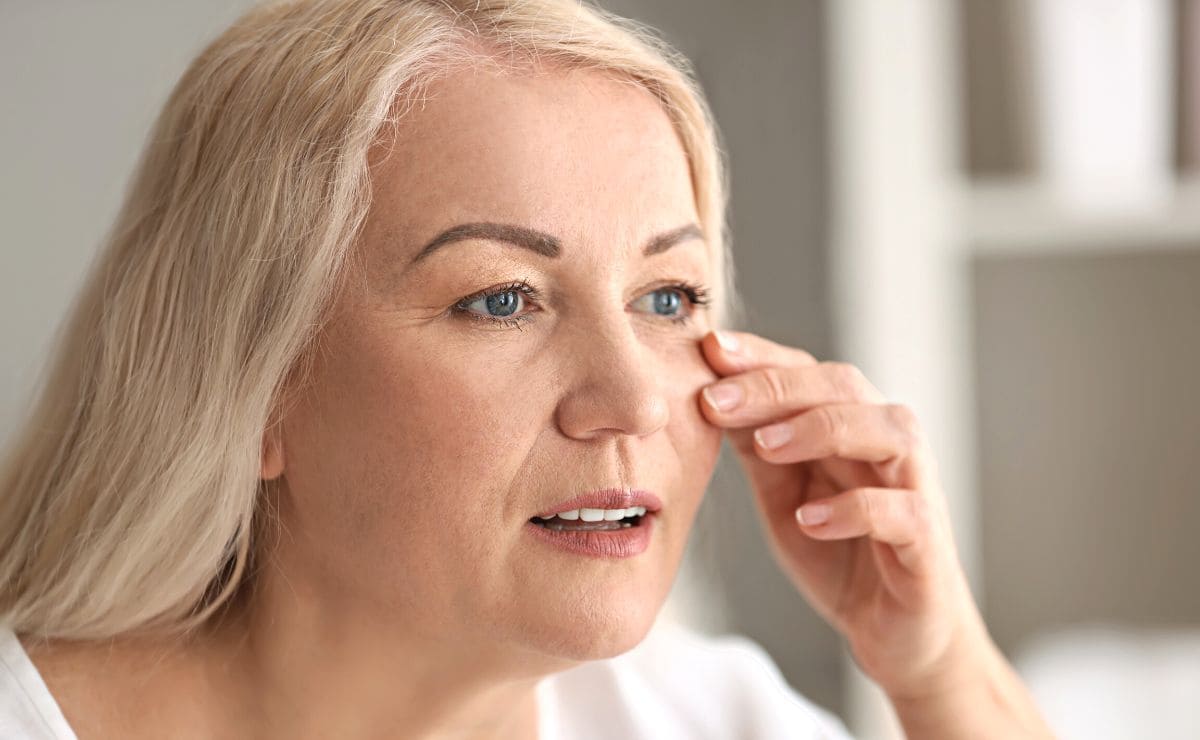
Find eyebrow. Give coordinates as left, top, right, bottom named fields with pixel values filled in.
left=405, top=221, right=705, bottom=268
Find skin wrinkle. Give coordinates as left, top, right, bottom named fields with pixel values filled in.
left=212, top=61, right=727, bottom=740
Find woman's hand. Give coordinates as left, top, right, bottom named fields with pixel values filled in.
left=696, top=330, right=1050, bottom=734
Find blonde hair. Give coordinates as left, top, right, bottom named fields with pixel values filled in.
left=0, top=0, right=738, bottom=640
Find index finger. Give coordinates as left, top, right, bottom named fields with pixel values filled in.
left=700, top=329, right=818, bottom=378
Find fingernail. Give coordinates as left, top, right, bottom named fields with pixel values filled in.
left=796, top=503, right=831, bottom=525
left=754, top=422, right=793, bottom=450
left=714, top=330, right=740, bottom=353
left=703, top=382, right=743, bottom=412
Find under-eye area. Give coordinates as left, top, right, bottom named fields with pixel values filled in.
left=529, top=506, right=649, bottom=531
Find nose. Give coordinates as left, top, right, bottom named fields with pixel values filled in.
left=554, top=322, right=670, bottom=441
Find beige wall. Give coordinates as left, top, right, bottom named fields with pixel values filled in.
left=973, top=249, right=1200, bottom=655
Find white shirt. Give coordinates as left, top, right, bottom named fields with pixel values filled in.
left=0, top=620, right=853, bottom=739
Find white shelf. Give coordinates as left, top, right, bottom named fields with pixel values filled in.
left=964, top=177, right=1200, bottom=256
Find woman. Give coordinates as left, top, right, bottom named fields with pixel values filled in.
left=0, top=0, right=1053, bottom=737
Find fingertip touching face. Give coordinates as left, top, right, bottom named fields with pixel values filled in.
left=273, top=61, right=723, bottom=664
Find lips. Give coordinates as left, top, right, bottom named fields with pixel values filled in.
left=524, top=514, right=655, bottom=558
left=532, top=488, right=663, bottom=519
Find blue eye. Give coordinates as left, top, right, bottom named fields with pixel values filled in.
left=452, top=279, right=711, bottom=330
left=633, top=288, right=681, bottom=316
left=471, top=290, right=522, bottom=317
left=631, top=283, right=710, bottom=325
left=452, top=280, right=538, bottom=330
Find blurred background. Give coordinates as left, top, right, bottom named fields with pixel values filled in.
left=2, top=1, right=1199, bottom=738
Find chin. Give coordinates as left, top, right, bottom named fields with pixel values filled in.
left=523, top=583, right=664, bottom=663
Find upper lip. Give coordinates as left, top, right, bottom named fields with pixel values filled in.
left=532, top=488, right=663, bottom=519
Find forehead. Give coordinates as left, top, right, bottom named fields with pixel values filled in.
left=363, top=62, right=700, bottom=268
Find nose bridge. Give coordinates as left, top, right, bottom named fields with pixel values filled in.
left=554, top=315, right=669, bottom=441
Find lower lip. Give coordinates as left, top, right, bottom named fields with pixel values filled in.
left=523, top=514, right=655, bottom=559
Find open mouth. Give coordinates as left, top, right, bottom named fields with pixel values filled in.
left=528, top=507, right=649, bottom=532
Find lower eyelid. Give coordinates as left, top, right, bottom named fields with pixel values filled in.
left=452, top=299, right=537, bottom=328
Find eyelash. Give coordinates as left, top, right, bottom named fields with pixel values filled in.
left=450, top=279, right=712, bottom=331
left=452, top=279, right=542, bottom=331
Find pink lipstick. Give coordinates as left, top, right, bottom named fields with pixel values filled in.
left=525, top=488, right=660, bottom=559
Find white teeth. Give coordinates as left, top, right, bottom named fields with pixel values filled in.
left=537, top=506, right=649, bottom=522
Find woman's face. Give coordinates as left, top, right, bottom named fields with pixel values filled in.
left=270, top=63, right=722, bottom=663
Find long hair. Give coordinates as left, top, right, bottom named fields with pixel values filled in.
left=0, top=0, right=738, bottom=640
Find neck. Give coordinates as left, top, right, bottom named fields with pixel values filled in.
left=197, top=568, right=568, bottom=740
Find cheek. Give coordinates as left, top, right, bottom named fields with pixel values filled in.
left=343, top=339, right=544, bottom=511
left=279, top=326, right=546, bottom=560
left=661, top=334, right=722, bottom=439
left=657, top=336, right=723, bottom=503
left=281, top=317, right=722, bottom=570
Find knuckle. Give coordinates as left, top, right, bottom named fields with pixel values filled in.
left=826, top=362, right=868, bottom=399
left=858, top=488, right=881, bottom=524
left=757, top=366, right=792, bottom=407
left=813, top=405, right=846, bottom=447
